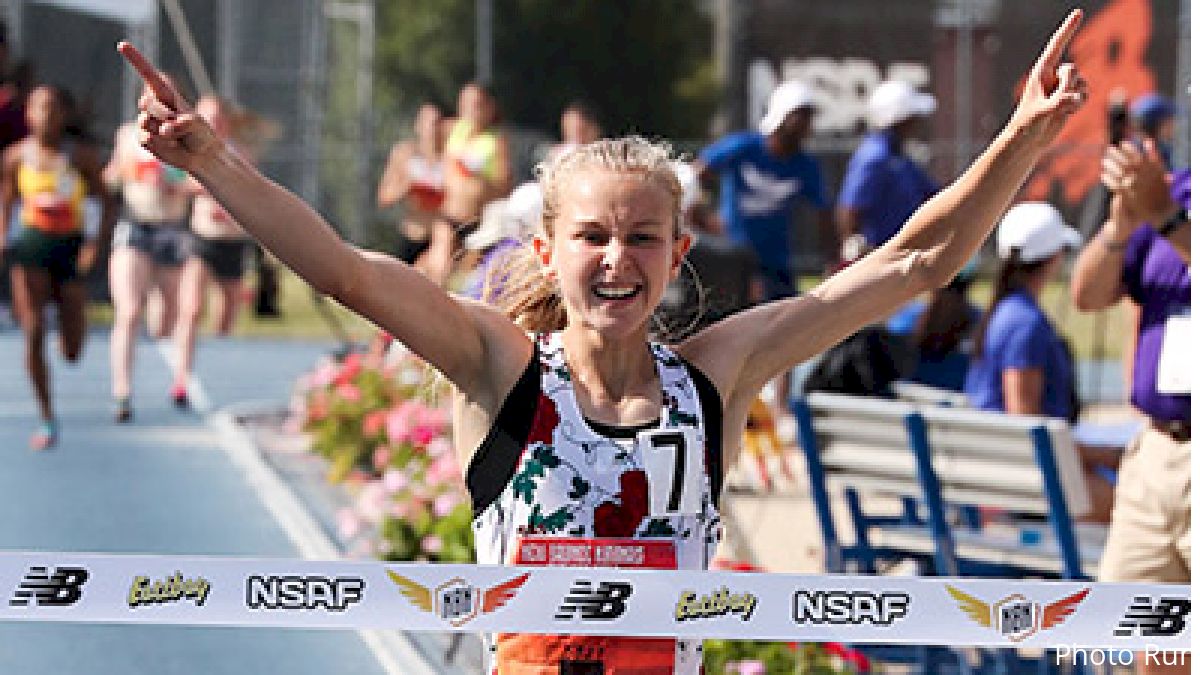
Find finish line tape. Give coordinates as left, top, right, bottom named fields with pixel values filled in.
left=0, top=551, right=1189, bottom=649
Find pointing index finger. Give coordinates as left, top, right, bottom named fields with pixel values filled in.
left=1033, top=10, right=1083, bottom=82
left=117, top=41, right=181, bottom=112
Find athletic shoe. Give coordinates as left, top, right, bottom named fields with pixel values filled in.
left=114, top=396, right=133, bottom=423
left=30, top=420, right=58, bottom=451
left=170, top=385, right=189, bottom=409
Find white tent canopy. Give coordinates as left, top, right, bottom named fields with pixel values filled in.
left=27, top=0, right=155, bottom=25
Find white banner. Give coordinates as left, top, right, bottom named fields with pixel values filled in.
left=0, top=551, right=1189, bottom=650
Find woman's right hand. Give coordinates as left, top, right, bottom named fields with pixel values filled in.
left=117, top=42, right=225, bottom=173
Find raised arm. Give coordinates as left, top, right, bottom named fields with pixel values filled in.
left=118, top=42, right=526, bottom=399
left=686, top=10, right=1087, bottom=399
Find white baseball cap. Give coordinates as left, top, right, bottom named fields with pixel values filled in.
left=868, top=80, right=937, bottom=129
left=465, top=182, right=543, bottom=250
left=996, top=202, right=1081, bottom=263
left=759, top=81, right=817, bottom=135
left=672, top=161, right=703, bottom=211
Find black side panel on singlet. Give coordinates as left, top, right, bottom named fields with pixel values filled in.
left=681, top=358, right=725, bottom=508
left=466, top=346, right=541, bottom=517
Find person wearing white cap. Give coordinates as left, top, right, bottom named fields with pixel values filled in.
left=965, top=202, right=1082, bottom=421
left=837, top=79, right=939, bottom=250
left=694, top=79, right=832, bottom=417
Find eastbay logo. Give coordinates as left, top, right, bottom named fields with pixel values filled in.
left=128, top=572, right=211, bottom=608
left=675, top=587, right=757, bottom=622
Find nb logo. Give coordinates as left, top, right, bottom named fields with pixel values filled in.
left=555, top=581, right=632, bottom=621
left=11, top=566, right=89, bottom=607
left=1114, top=597, right=1190, bottom=638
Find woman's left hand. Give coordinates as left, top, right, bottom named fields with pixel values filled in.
left=1010, top=10, right=1088, bottom=144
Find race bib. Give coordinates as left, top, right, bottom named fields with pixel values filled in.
left=1156, top=315, right=1192, bottom=395
left=637, top=427, right=704, bottom=516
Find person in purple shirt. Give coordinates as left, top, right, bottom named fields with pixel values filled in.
left=696, top=80, right=832, bottom=418
left=1073, top=139, right=1189, bottom=675
left=837, top=80, right=939, bottom=251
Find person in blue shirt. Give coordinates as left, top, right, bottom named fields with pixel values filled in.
left=966, top=202, right=1080, bottom=420
left=695, top=80, right=831, bottom=419
left=837, top=80, right=939, bottom=252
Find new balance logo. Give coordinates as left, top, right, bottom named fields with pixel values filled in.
left=554, top=581, right=632, bottom=621
left=10, top=566, right=89, bottom=607
left=1114, top=596, right=1190, bottom=637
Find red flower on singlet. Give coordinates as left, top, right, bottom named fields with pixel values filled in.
left=593, top=470, right=649, bottom=537
left=527, top=393, right=560, bottom=445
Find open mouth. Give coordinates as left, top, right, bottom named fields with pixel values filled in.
left=592, top=283, right=641, bottom=301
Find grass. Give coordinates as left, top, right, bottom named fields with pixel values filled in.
left=87, top=267, right=377, bottom=342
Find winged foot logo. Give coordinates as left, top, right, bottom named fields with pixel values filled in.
left=388, top=570, right=530, bottom=627
left=946, top=585, right=1091, bottom=642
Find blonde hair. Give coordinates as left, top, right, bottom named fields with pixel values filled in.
left=484, top=137, right=685, bottom=334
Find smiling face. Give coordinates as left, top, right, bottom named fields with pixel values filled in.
left=535, top=168, right=689, bottom=339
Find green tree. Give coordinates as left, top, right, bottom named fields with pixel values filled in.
left=493, top=0, right=716, bottom=139
left=374, top=0, right=715, bottom=140
left=376, top=0, right=475, bottom=128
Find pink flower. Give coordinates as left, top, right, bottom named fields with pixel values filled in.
left=426, top=437, right=452, bottom=459
left=735, top=662, right=766, bottom=675
left=372, top=445, right=393, bottom=472
left=334, top=382, right=361, bottom=402
left=363, top=410, right=388, bottom=437
left=333, top=353, right=363, bottom=387
left=385, top=403, right=414, bottom=445
left=421, top=535, right=443, bottom=554
left=409, top=423, right=437, bottom=447
left=427, top=453, right=462, bottom=485
left=433, top=492, right=461, bottom=517
left=382, top=468, right=408, bottom=494
left=336, top=507, right=362, bottom=540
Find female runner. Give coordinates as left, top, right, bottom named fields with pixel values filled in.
left=121, top=11, right=1085, bottom=672
left=1, top=85, right=112, bottom=449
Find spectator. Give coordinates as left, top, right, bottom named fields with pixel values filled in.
left=886, top=262, right=980, bottom=391
left=1130, top=92, right=1176, bottom=168
left=837, top=79, right=938, bottom=252
left=463, top=180, right=542, bottom=303
left=547, top=100, right=602, bottom=162
left=695, top=80, right=831, bottom=418
left=966, top=203, right=1080, bottom=418
left=376, top=102, right=447, bottom=277
left=1072, top=140, right=1189, bottom=675
left=965, top=202, right=1121, bottom=522
left=659, top=161, right=760, bottom=337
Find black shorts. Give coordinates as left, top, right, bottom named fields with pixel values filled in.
left=115, top=219, right=193, bottom=267
left=395, top=235, right=430, bottom=265
left=190, top=237, right=250, bottom=281
left=7, top=227, right=84, bottom=282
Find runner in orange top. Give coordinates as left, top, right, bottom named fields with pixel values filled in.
left=1, top=85, right=114, bottom=449
left=120, top=12, right=1086, bottom=670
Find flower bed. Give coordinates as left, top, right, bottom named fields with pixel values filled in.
left=290, top=348, right=472, bottom=562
